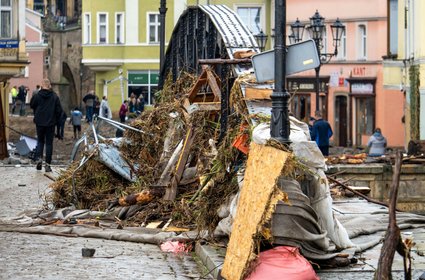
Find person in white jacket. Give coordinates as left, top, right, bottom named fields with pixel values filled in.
left=367, top=128, right=387, bottom=156
left=99, top=96, right=112, bottom=119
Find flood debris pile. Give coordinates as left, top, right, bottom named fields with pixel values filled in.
left=48, top=71, right=246, bottom=232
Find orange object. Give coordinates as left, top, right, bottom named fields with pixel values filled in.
left=232, top=132, right=250, bottom=154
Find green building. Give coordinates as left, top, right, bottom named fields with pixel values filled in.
left=81, top=0, right=271, bottom=110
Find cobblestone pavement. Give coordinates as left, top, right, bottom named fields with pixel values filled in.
left=0, top=165, right=210, bottom=279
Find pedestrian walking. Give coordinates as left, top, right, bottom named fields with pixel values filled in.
left=55, top=110, right=67, bottom=140
left=70, top=107, right=83, bottom=139
left=17, top=85, right=27, bottom=116
left=10, top=86, right=18, bottom=115
left=32, top=85, right=40, bottom=98
left=136, top=95, right=145, bottom=115
left=30, top=79, right=63, bottom=172
left=367, top=128, right=387, bottom=157
left=311, top=111, right=333, bottom=156
left=83, top=91, right=96, bottom=123
left=99, top=96, right=112, bottom=119
left=119, top=100, right=129, bottom=123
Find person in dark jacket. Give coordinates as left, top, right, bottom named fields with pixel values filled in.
left=55, top=110, right=67, bottom=140
left=311, top=111, right=333, bottom=156
left=367, top=128, right=387, bottom=156
left=17, top=85, right=27, bottom=116
left=30, top=79, right=63, bottom=172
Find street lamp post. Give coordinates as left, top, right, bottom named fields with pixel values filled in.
left=270, top=0, right=290, bottom=144
left=291, top=11, right=345, bottom=113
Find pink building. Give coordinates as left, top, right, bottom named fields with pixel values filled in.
left=285, top=0, right=404, bottom=147
left=9, top=8, right=47, bottom=103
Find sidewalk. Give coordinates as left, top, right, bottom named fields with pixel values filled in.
left=0, top=165, right=210, bottom=279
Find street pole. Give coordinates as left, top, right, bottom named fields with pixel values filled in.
left=315, top=65, right=321, bottom=112
left=159, top=0, right=167, bottom=74
left=270, top=0, right=290, bottom=143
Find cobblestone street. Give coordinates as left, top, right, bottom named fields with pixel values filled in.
left=0, top=165, right=209, bottom=279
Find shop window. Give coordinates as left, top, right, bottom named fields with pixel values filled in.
left=291, top=94, right=311, bottom=123
left=128, top=70, right=159, bottom=105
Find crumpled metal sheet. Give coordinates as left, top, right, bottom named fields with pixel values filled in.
left=96, top=143, right=136, bottom=182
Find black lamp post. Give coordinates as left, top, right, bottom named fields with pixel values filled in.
left=270, top=0, right=290, bottom=144
left=292, top=11, right=345, bottom=113
left=254, top=30, right=268, bottom=52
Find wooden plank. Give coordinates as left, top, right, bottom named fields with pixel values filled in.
left=188, top=102, right=221, bottom=113
left=164, top=127, right=195, bottom=201
left=206, top=69, right=222, bottom=101
left=244, top=87, right=272, bottom=100
left=188, top=69, right=208, bottom=102
left=222, top=143, right=290, bottom=280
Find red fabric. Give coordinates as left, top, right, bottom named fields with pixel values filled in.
left=246, top=246, right=319, bottom=280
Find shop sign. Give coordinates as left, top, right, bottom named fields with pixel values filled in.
left=128, top=72, right=159, bottom=85
left=351, top=83, right=373, bottom=94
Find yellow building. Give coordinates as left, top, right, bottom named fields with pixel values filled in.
left=82, top=0, right=185, bottom=110
left=0, top=0, right=29, bottom=158
left=383, top=0, right=425, bottom=146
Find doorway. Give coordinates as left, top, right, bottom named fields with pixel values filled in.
left=335, top=95, right=348, bottom=146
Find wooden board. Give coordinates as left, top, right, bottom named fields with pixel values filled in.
left=221, top=143, right=290, bottom=280
left=244, top=87, right=272, bottom=100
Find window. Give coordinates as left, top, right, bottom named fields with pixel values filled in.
left=97, top=13, right=108, bottom=44
left=0, top=0, right=12, bottom=38
left=337, top=30, right=346, bottom=60
left=358, top=24, right=367, bottom=59
left=291, top=95, right=311, bottom=123
left=33, top=0, right=44, bottom=14
left=83, top=13, right=91, bottom=44
left=237, top=7, right=261, bottom=34
left=127, top=70, right=159, bottom=105
left=115, top=13, right=124, bottom=44
left=388, top=0, right=398, bottom=55
left=148, top=13, right=160, bottom=43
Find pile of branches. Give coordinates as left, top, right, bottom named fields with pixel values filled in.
left=48, top=71, right=249, bottom=232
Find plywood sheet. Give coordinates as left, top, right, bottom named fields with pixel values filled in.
left=244, top=87, right=272, bottom=100
left=221, top=143, right=290, bottom=280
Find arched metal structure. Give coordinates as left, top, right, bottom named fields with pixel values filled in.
left=159, top=5, right=260, bottom=87
left=159, top=5, right=260, bottom=137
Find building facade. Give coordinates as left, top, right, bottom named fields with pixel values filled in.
left=9, top=8, right=48, bottom=104
left=0, top=0, right=29, bottom=157
left=81, top=0, right=404, bottom=148
left=383, top=0, right=423, bottom=148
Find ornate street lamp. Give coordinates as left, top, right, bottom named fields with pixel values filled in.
left=306, top=10, right=345, bottom=112
left=290, top=18, right=305, bottom=43
left=254, top=30, right=268, bottom=52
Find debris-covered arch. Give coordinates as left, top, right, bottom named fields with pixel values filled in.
left=159, top=5, right=259, bottom=88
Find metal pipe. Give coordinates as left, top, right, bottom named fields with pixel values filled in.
left=270, top=0, right=290, bottom=144
left=315, top=65, right=321, bottom=112
left=97, top=115, right=146, bottom=134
